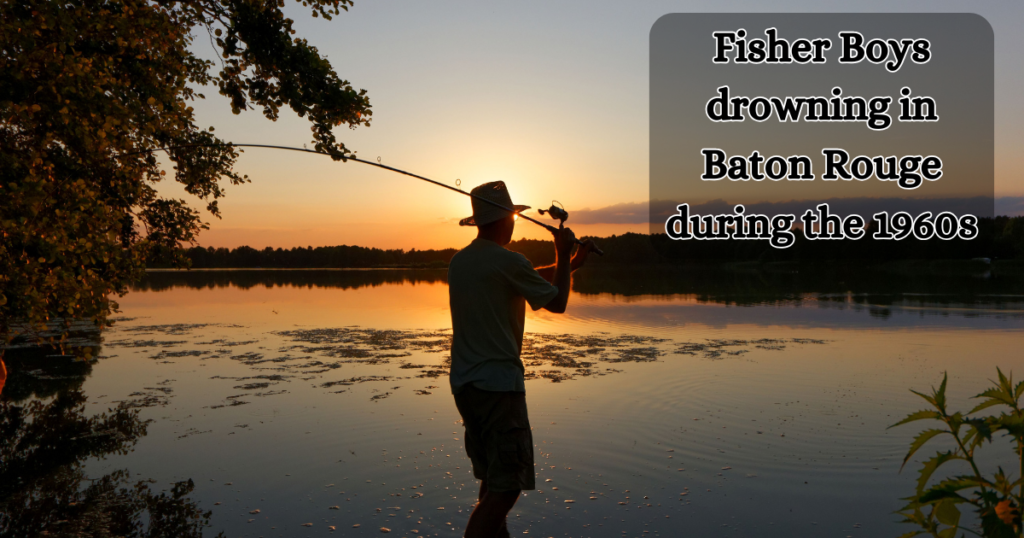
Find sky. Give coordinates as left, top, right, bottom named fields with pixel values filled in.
left=160, top=0, right=1024, bottom=251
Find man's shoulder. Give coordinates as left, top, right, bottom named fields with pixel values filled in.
left=451, top=240, right=528, bottom=268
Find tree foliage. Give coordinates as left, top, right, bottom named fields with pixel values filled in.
left=0, top=0, right=371, bottom=349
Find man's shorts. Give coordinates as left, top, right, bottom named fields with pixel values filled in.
left=454, top=385, right=535, bottom=492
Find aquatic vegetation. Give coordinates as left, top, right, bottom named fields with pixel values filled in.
left=195, top=339, right=259, bottom=347
left=321, top=376, right=395, bottom=388
left=891, top=369, right=1024, bottom=537
left=121, top=324, right=212, bottom=336
left=150, top=349, right=210, bottom=360
left=276, top=327, right=450, bottom=359
left=119, top=391, right=172, bottom=408
left=233, top=382, right=272, bottom=390
left=209, top=400, right=249, bottom=409
left=106, top=339, right=187, bottom=349
left=674, top=338, right=826, bottom=359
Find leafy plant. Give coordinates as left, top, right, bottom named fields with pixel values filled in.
left=1, top=0, right=372, bottom=351
left=892, top=368, right=1024, bottom=537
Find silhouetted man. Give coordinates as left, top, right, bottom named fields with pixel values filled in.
left=448, top=181, right=593, bottom=538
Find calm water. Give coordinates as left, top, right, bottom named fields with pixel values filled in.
left=4, top=267, right=1024, bottom=538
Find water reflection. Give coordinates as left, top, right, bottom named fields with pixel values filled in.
left=2, top=268, right=1020, bottom=537
left=1, top=350, right=94, bottom=403
left=0, top=347, right=217, bottom=538
left=572, top=265, right=1024, bottom=308
left=136, top=268, right=447, bottom=292
left=128, top=268, right=1024, bottom=337
left=136, top=266, right=1024, bottom=311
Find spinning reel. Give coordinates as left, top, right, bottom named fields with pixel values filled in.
left=538, top=201, right=569, bottom=228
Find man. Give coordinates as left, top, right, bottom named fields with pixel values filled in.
left=448, top=181, right=593, bottom=538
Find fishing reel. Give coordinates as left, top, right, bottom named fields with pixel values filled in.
left=538, top=202, right=569, bottom=228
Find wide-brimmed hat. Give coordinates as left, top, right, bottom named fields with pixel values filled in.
left=458, top=181, right=530, bottom=227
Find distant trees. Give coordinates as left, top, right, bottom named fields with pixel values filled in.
left=176, top=244, right=457, bottom=269
left=165, top=216, right=1024, bottom=270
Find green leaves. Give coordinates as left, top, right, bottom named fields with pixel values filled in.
left=891, top=410, right=943, bottom=429
left=902, top=429, right=948, bottom=471
left=970, top=368, right=1023, bottom=417
left=934, top=498, right=961, bottom=529
left=1, top=0, right=370, bottom=345
left=919, top=476, right=986, bottom=503
left=894, top=370, right=1024, bottom=538
left=915, top=451, right=962, bottom=496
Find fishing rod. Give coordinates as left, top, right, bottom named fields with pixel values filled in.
left=141, top=143, right=603, bottom=255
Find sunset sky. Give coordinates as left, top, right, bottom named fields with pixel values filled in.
left=158, top=0, right=1024, bottom=251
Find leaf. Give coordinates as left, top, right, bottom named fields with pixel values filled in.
left=992, top=467, right=1013, bottom=493
left=974, top=387, right=1015, bottom=409
left=962, top=426, right=977, bottom=450
left=996, top=367, right=1011, bottom=394
left=919, top=476, right=985, bottom=503
left=933, top=498, right=961, bottom=527
left=917, top=452, right=961, bottom=495
left=969, top=397, right=1005, bottom=415
left=911, top=389, right=938, bottom=408
left=901, top=429, right=947, bottom=471
left=993, top=413, right=1024, bottom=438
left=890, top=410, right=943, bottom=429
left=935, top=372, right=948, bottom=413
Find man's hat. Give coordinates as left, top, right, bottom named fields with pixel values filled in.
left=458, top=181, right=530, bottom=227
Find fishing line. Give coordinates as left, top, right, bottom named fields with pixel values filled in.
left=138, top=143, right=603, bottom=255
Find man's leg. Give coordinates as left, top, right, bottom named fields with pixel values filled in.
left=475, top=480, right=511, bottom=538
left=465, top=482, right=519, bottom=538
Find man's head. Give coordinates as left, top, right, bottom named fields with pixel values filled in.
left=477, top=213, right=516, bottom=245
left=458, top=181, right=529, bottom=245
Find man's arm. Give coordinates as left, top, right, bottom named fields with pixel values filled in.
left=542, top=228, right=577, bottom=314
left=536, top=238, right=595, bottom=283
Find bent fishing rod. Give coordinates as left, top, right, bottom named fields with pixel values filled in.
left=140, top=143, right=603, bottom=255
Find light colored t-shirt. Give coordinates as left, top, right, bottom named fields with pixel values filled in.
left=447, top=238, right=559, bottom=394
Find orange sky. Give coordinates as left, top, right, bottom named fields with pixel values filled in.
left=155, top=1, right=1024, bottom=251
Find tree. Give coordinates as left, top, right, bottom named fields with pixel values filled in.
left=0, top=0, right=372, bottom=351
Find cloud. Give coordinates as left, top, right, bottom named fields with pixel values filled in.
left=995, top=196, right=1024, bottom=217
left=568, top=202, right=649, bottom=224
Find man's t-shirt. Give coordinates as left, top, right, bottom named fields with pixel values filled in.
left=448, top=238, right=559, bottom=394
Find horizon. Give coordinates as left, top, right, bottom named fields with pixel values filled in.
left=190, top=201, right=1024, bottom=251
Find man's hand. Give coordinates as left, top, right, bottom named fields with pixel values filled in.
left=534, top=231, right=590, bottom=284
left=553, top=227, right=577, bottom=258
left=543, top=227, right=576, bottom=314
left=571, top=239, right=595, bottom=271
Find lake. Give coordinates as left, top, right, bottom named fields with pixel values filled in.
left=4, top=266, right=1024, bottom=538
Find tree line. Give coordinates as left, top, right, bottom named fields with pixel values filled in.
left=175, top=244, right=457, bottom=269
left=168, top=216, right=1024, bottom=269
